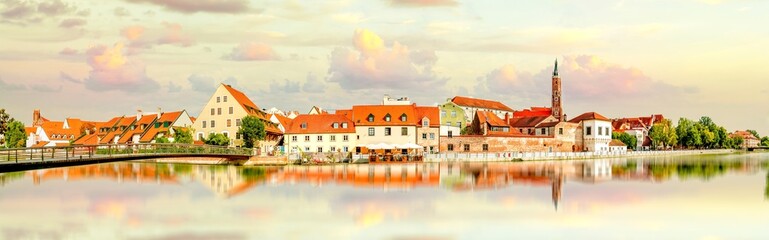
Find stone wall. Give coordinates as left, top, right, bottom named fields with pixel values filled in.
left=439, top=135, right=578, bottom=153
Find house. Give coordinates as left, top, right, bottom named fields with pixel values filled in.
left=415, top=106, right=440, bottom=153
left=569, top=112, right=613, bottom=152
left=268, top=113, right=292, bottom=133
left=730, top=131, right=760, bottom=148
left=438, top=100, right=466, bottom=137
left=99, top=117, right=135, bottom=145
left=191, top=84, right=282, bottom=153
left=25, top=110, right=97, bottom=147
left=450, top=96, right=515, bottom=121
left=341, top=102, right=436, bottom=154
left=117, top=111, right=158, bottom=144
left=308, top=106, right=328, bottom=115
left=609, top=139, right=628, bottom=153
left=284, top=114, right=356, bottom=154
left=469, top=111, right=520, bottom=136
left=612, top=114, right=665, bottom=150
left=508, top=115, right=557, bottom=136
left=139, top=110, right=194, bottom=143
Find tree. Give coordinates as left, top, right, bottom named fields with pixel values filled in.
left=203, top=133, right=230, bottom=146
left=761, top=137, right=769, bottom=147
left=237, top=116, right=265, bottom=148
left=173, top=128, right=193, bottom=144
left=747, top=129, right=760, bottom=139
left=650, top=119, right=676, bottom=150
left=155, top=136, right=170, bottom=143
left=676, top=118, right=694, bottom=148
left=0, top=109, right=14, bottom=146
left=612, top=132, right=637, bottom=150
left=4, top=120, right=25, bottom=148
left=731, top=136, right=744, bottom=149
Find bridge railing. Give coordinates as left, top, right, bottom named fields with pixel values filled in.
left=0, top=143, right=254, bottom=163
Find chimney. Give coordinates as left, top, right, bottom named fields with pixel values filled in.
left=33, top=109, right=40, bottom=126
left=157, top=107, right=161, bottom=118
left=504, top=112, right=510, bottom=122
left=137, top=109, right=143, bottom=121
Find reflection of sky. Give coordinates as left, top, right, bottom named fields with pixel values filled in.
left=0, top=153, right=768, bottom=239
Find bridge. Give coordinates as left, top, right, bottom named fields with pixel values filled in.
left=747, top=146, right=769, bottom=151
left=0, top=143, right=253, bottom=173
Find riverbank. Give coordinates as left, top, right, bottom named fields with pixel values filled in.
left=424, top=149, right=737, bottom=162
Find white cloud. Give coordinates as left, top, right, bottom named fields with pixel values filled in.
left=83, top=43, right=160, bottom=93
left=223, top=42, right=279, bottom=61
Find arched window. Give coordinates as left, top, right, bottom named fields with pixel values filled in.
left=384, top=114, right=391, bottom=122
left=400, top=113, right=407, bottom=122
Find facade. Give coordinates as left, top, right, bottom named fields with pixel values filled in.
left=569, top=112, right=613, bottom=152
left=609, top=139, right=628, bottom=153
left=731, top=131, right=760, bottom=148
left=337, top=103, right=436, bottom=154
left=192, top=84, right=282, bottom=153
left=415, top=106, right=440, bottom=153
left=284, top=114, right=356, bottom=154
left=612, top=114, right=665, bottom=150
left=438, top=101, right=466, bottom=137
left=450, top=96, right=514, bottom=121
left=26, top=110, right=97, bottom=147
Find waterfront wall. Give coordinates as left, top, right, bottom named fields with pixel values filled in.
left=424, top=149, right=735, bottom=162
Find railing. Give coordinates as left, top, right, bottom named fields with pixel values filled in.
left=0, top=143, right=254, bottom=163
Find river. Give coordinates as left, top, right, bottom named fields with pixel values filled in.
left=1, top=152, right=768, bottom=239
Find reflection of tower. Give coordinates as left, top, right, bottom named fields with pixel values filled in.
left=552, top=173, right=563, bottom=211
left=551, top=59, right=564, bottom=122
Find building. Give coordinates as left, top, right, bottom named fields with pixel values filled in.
left=609, top=139, right=628, bottom=153
left=191, top=84, right=282, bottom=153
left=569, top=112, right=613, bottom=152
left=450, top=96, right=514, bottom=121
left=138, top=110, right=194, bottom=143
left=415, top=106, right=440, bottom=153
left=117, top=111, right=158, bottom=144
left=730, top=131, right=760, bottom=149
left=513, top=107, right=552, bottom=118
left=551, top=59, right=565, bottom=121
left=25, top=110, right=97, bottom=147
left=508, top=115, right=557, bottom=136
left=438, top=100, right=466, bottom=137
left=337, top=102, right=436, bottom=154
left=469, top=111, right=517, bottom=136
left=612, top=114, right=665, bottom=150
left=284, top=114, right=356, bottom=154
left=382, top=94, right=412, bottom=105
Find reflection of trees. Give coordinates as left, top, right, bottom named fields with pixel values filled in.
left=241, top=167, right=266, bottom=181
left=0, top=172, right=25, bottom=186
left=172, top=164, right=194, bottom=175
left=647, top=160, right=746, bottom=181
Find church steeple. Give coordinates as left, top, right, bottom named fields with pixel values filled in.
left=553, top=59, right=559, bottom=77
left=551, top=58, right=563, bottom=121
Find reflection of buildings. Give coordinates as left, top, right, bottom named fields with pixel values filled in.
left=275, top=164, right=441, bottom=190
left=28, top=163, right=179, bottom=185
left=193, top=165, right=277, bottom=198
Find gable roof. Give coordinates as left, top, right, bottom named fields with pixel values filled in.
left=140, top=111, right=183, bottom=142
left=568, top=112, right=610, bottom=123
left=350, top=105, right=418, bottom=126
left=286, top=114, right=355, bottom=134
left=269, top=113, right=292, bottom=128
left=222, top=84, right=262, bottom=115
left=118, top=114, right=157, bottom=144
left=451, top=96, right=514, bottom=112
left=508, top=116, right=553, bottom=128
left=513, top=107, right=552, bottom=118
left=475, top=111, right=508, bottom=127
left=73, top=133, right=99, bottom=145
left=100, top=117, right=135, bottom=144
left=415, top=106, right=440, bottom=127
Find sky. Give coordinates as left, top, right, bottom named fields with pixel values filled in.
left=0, top=0, right=768, bottom=135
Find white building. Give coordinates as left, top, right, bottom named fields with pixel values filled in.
left=284, top=114, right=356, bottom=154
left=569, top=112, right=613, bottom=153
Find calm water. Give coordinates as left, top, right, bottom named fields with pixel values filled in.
left=1, top=153, right=769, bottom=240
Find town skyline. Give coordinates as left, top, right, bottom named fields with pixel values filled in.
left=1, top=0, right=767, bottom=135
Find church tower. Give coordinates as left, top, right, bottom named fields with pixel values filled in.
left=552, top=59, right=564, bottom=121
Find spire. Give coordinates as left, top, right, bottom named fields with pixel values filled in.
left=553, top=58, right=559, bottom=77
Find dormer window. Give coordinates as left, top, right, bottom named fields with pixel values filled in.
left=400, top=113, right=407, bottom=122
left=423, top=118, right=429, bottom=127
left=367, top=114, right=374, bottom=122
left=341, top=122, right=348, bottom=128
left=385, top=114, right=391, bottom=122
left=301, top=122, right=307, bottom=129
left=332, top=123, right=339, bottom=128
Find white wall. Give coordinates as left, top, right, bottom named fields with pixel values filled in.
left=582, top=120, right=612, bottom=152
left=285, top=133, right=356, bottom=153
left=355, top=126, right=416, bottom=146
left=439, top=125, right=461, bottom=137
left=192, top=85, right=248, bottom=146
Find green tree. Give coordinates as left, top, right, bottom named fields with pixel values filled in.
left=731, top=136, right=744, bottom=149
left=155, top=136, right=170, bottom=143
left=173, top=127, right=193, bottom=144
left=4, top=120, right=25, bottom=148
left=747, top=129, right=760, bottom=139
left=761, top=137, right=769, bottom=147
left=0, top=108, right=15, bottom=146
left=612, top=131, right=637, bottom=150
left=650, top=119, right=676, bottom=150
left=676, top=118, right=694, bottom=148
left=237, top=116, right=265, bottom=148
left=203, top=133, right=230, bottom=146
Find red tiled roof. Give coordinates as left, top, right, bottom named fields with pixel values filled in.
left=32, top=141, right=49, bottom=148
left=285, top=114, right=355, bottom=134
left=350, top=105, right=418, bottom=126
left=41, top=121, right=79, bottom=141
left=335, top=109, right=352, bottom=118
left=140, top=111, right=183, bottom=142
left=476, top=111, right=508, bottom=127
left=73, top=133, right=99, bottom=145
left=568, top=112, right=610, bottom=123
left=25, top=127, right=36, bottom=135
left=223, top=84, right=262, bottom=115
left=513, top=107, right=552, bottom=118
left=508, top=116, right=552, bottom=128
left=100, top=117, right=135, bottom=144
left=732, top=131, right=759, bottom=140
left=118, top=115, right=157, bottom=144
left=415, top=106, right=440, bottom=127
left=269, top=114, right=293, bottom=128
left=451, top=96, right=514, bottom=112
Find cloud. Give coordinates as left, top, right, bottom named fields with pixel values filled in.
left=187, top=74, right=238, bottom=93
left=59, top=72, right=82, bottom=83
left=121, top=23, right=194, bottom=49
left=0, top=78, right=27, bottom=91
left=331, top=13, right=367, bottom=24
left=327, top=29, right=448, bottom=90
left=167, top=81, right=181, bottom=93
left=223, top=42, right=279, bottom=61
left=302, top=73, right=325, bottom=93
left=123, top=0, right=252, bottom=14
left=30, top=84, right=62, bottom=92
left=386, top=0, right=459, bottom=7
left=114, top=7, right=130, bottom=17
left=59, top=47, right=78, bottom=55
left=1, top=0, right=79, bottom=25
left=37, top=0, right=74, bottom=15
left=83, top=43, right=160, bottom=93
left=58, top=18, right=86, bottom=28
left=269, top=79, right=301, bottom=93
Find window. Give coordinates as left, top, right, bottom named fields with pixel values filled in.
left=451, top=111, right=457, bottom=117
left=448, top=131, right=453, bottom=137
left=332, top=123, right=339, bottom=128
left=482, top=144, right=489, bottom=151
left=198, top=133, right=204, bottom=140
left=211, top=108, right=215, bottom=115
left=422, top=133, right=427, bottom=139
left=441, top=111, right=446, bottom=117
left=367, top=114, right=374, bottom=122
left=317, top=147, right=322, bottom=152
left=343, top=135, right=349, bottom=141
left=586, top=126, right=592, bottom=135
left=464, top=144, right=470, bottom=152
left=330, top=135, right=336, bottom=142
left=305, top=147, right=310, bottom=151
left=598, top=127, right=603, bottom=136
left=236, top=119, right=241, bottom=126
left=430, top=133, right=435, bottom=139
left=304, top=136, right=310, bottom=142
left=401, top=127, right=408, bottom=136
left=385, top=127, right=391, bottom=136
left=292, top=136, right=297, bottom=141
left=155, top=122, right=160, bottom=128
left=541, top=128, right=546, bottom=135
left=559, top=128, right=563, bottom=135
left=368, top=128, right=375, bottom=136
left=330, top=146, right=336, bottom=152
left=236, top=133, right=241, bottom=139
left=423, top=119, right=429, bottom=127
left=447, top=144, right=454, bottom=151
left=343, top=146, right=349, bottom=152
left=301, top=123, right=307, bottom=129
left=202, top=121, right=207, bottom=128
left=222, top=132, right=229, bottom=138
left=229, top=107, right=233, bottom=114
left=385, top=114, right=391, bottom=122
left=456, top=122, right=461, bottom=127
left=211, top=120, right=215, bottom=128
left=317, top=135, right=323, bottom=141
left=164, top=122, right=170, bottom=127
left=341, top=123, right=348, bottom=128
left=400, top=114, right=407, bottom=122
left=217, top=108, right=221, bottom=115
left=223, top=96, right=227, bottom=102
left=217, top=97, right=220, bottom=103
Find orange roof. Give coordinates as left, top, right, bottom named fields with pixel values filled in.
left=568, top=112, right=610, bottom=123
left=476, top=111, right=508, bottom=127
left=269, top=114, right=293, bottom=128
left=100, top=117, right=135, bottom=144
left=350, top=105, right=418, bottom=126
left=451, top=96, right=514, bottom=112
left=223, top=84, right=262, bottom=115
left=32, top=141, right=49, bottom=148
left=610, top=139, right=627, bottom=147
left=41, top=121, right=79, bottom=141
left=732, top=131, right=759, bottom=140
left=140, top=111, right=183, bottom=142
left=190, top=116, right=197, bottom=123
left=73, top=133, right=99, bottom=145
left=513, top=107, right=552, bottom=118
left=25, top=127, right=36, bottom=135
left=508, top=116, right=552, bottom=128
left=415, top=106, right=440, bottom=127
left=286, top=114, right=355, bottom=134
left=118, top=115, right=157, bottom=143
